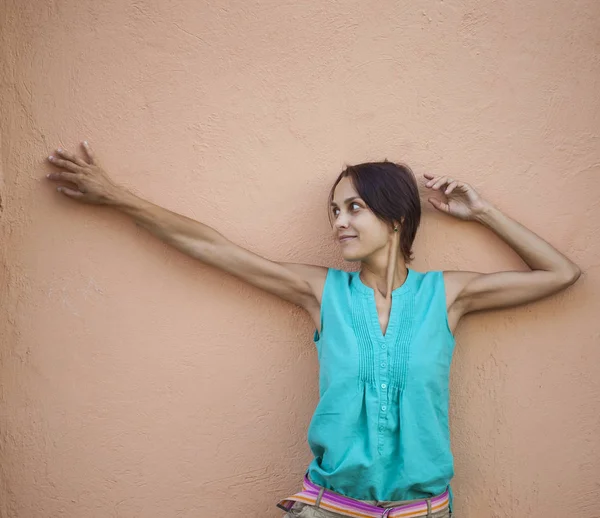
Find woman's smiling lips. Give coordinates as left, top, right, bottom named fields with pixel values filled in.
left=338, top=234, right=357, bottom=243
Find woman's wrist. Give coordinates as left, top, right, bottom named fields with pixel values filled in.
left=472, top=202, right=498, bottom=226
left=106, top=185, right=138, bottom=209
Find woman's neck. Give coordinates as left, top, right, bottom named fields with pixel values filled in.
left=360, top=234, right=407, bottom=298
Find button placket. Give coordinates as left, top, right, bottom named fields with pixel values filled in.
left=377, top=335, right=391, bottom=454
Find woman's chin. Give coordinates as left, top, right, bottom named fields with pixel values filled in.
left=341, top=250, right=364, bottom=262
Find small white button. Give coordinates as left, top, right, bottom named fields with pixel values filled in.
left=381, top=362, right=387, bottom=368
left=381, top=383, right=387, bottom=390
left=381, top=344, right=386, bottom=349
left=382, top=406, right=387, bottom=411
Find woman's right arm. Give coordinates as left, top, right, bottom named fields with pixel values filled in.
left=115, top=192, right=327, bottom=310
left=46, top=142, right=327, bottom=325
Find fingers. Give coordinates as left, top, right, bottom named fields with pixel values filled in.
left=45, top=142, right=98, bottom=203
left=425, top=174, right=452, bottom=212
left=48, top=141, right=96, bottom=171
left=445, top=181, right=459, bottom=195
left=424, top=174, right=442, bottom=189
left=81, top=141, right=96, bottom=165
left=424, top=174, right=463, bottom=193
left=47, top=155, right=82, bottom=173
left=425, top=175, right=450, bottom=191
left=47, top=171, right=79, bottom=183
left=56, top=186, right=84, bottom=199
left=46, top=171, right=86, bottom=201
left=428, top=197, right=449, bottom=213
left=55, top=147, right=87, bottom=167
left=433, top=177, right=452, bottom=190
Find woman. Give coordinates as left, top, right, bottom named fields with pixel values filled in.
left=46, top=142, right=580, bottom=518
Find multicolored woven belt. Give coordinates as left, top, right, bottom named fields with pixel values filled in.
left=277, top=474, right=450, bottom=518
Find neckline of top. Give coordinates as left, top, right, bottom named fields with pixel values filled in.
left=352, top=268, right=415, bottom=297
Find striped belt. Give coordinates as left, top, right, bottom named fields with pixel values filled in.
left=277, top=474, right=450, bottom=518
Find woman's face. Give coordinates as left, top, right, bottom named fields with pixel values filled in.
left=330, top=176, right=394, bottom=262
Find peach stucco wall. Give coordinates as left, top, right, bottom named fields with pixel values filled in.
left=1, top=1, right=599, bottom=517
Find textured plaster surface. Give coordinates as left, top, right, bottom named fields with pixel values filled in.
left=1, top=0, right=599, bottom=517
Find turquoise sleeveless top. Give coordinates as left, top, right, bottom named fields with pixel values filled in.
left=307, top=268, right=456, bottom=512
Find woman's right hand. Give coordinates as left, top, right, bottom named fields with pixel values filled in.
left=45, top=140, right=328, bottom=330
left=46, top=141, right=123, bottom=205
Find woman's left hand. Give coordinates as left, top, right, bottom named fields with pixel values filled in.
left=423, top=173, right=490, bottom=221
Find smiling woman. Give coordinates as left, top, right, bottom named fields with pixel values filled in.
left=45, top=142, right=581, bottom=518
left=328, top=162, right=421, bottom=265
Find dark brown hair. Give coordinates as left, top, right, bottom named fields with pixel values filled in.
left=328, top=161, right=421, bottom=263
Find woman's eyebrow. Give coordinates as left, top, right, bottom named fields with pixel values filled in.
left=330, top=196, right=360, bottom=206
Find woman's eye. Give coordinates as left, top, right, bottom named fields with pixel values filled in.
left=350, top=202, right=361, bottom=211
left=332, top=207, right=340, bottom=216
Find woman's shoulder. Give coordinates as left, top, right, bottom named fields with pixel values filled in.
left=317, top=267, right=356, bottom=299
left=322, top=267, right=354, bottom=287
left=406, top=268, right=447, bottom=291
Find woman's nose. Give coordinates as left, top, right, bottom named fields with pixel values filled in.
left=334, top=215, right=349, bottom=229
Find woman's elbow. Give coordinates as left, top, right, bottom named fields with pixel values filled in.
left=557, top=263, right=582, bottom=288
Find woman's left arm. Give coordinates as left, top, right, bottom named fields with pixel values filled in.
left=423, top=174, right=582, bottom=318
